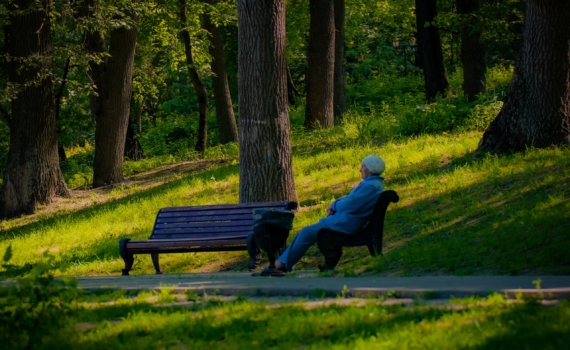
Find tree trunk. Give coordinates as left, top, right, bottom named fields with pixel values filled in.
left=286, top=64, right=298, bottom=105
left=333, top=0, right=346, bottom=120
left=237, top=0, right=298, bottom=204
left=457, top=0, right=486, bottom=102
left=415, top=0, right=450, bottom=101
left=479, top=0, right=570, bottom=153
left=56, top=58, right=71, bottom=163
left=179, top=0, right=208, bottom=154
left=304, top=0, right=335, bottom=129
left=124, top=100, right=145, bottom=161
left=90, top=9, right=138, bottom=188
left=0, top=0, right=69, bottom=219
left=202, top=2, right=238, bottom=144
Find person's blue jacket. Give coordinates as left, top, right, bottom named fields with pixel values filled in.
left=326, top=175, right=384, bottom=234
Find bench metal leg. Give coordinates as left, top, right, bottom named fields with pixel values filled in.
left=119, top=238, right=134, bottom=276
left=151, top=253, right=162, bottom=274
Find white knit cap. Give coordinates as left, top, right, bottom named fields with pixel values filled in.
left=362, top=155, right=385, bottom=175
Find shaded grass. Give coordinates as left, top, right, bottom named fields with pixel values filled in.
left=0, top=128, right=569, bottom=277
left=33, top=295, right=570, bottom=349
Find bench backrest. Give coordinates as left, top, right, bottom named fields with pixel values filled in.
left=149, top=201, right=298, bottom=241
left=361, top=190, right=400, bottom=252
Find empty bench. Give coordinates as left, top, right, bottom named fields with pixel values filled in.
left=316, top=190, right=399, bottom=270
left=119, top=201, right=297, bottom=275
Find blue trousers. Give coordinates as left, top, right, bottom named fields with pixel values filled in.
left=277, top=217, right=336, bottom=271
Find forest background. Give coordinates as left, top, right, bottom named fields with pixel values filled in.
left=0, top=0, right=568, bottom=275
left=0, top=0, right=524, bottom=189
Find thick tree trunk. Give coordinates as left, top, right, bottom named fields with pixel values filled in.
left=179, top=0, right=208, bottom=154
left=237, top=0, right=298, bottom=204
left=90, top=14, right=138, bottom=188
left=202, top=3, right=238, bottom=144
left=479, top=0, right=570, bottom=153
left=415, top=0, right=450, bottom=101
left=457, top=0, right=486, bottom=102
left=304, top=0, right=335, bottom=129
left=0, top=0, right=69, bottom=218
left=333, top=0, right=346, bottom=120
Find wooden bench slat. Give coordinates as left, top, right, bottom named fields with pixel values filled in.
left=157, top=208, right=255, bottom=218
left=159, top=201, right=291, bottom=213
left=128, top=245, right=247, bottom=254
left=149, top=234, right=250, bottom=241
left=127, top=238, right=246, bottom=249
left=154, top=220, right=254, bottom=230
left=156, top=214, right=253, bottom=223
left=152, top=226, right=252, bottom=235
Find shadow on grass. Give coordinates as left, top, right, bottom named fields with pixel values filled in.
left=0, top=162, right=239, bottom=240
left=468, top=300, right=570, bottom=350
left=364, top=161, right=570, bottom=275
left=59, top=299, right=570, bottom=349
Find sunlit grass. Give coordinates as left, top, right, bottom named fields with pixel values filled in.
left=1, top=124, right=569, bottom=277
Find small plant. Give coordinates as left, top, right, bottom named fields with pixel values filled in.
left=341, top=285, right=350, bottom=298
left=158, top=287, right=177, bottom=303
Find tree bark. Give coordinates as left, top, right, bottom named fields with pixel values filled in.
left=457, top=0, right=486, bottom=102
left=179, top=0, right=209, bottom=154
left=333, top=0, right=346, bottom=120
left=202, top=2, right=238, bottom=144
left=415, top=0, right=450, bottom=101
left=304, top=0, right=335, bottom=129
left=89, top=6, right=138, bottom=188
left=124, top=100, right=145, bottom=161
left=237, top=0, right=298, bottom=204
left=0, top=0, right=69, bottom=218
left=479, top=0, right=570, bottom=153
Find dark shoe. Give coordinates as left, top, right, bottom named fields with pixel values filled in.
left=259, top=266, right=287, bottom=277
left=318, top=264, right=335, bottom=272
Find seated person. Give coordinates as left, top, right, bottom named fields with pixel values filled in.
left=262, top=155, right=385, bottom=275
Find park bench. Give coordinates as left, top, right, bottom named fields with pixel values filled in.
left=119, top=201, right=298, bottom=275
left=316, top=190, right=399, bottom=270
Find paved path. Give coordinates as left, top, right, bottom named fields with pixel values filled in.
left=74, top=272, right=570, bottom=299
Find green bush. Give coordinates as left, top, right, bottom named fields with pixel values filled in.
left=0, top=246, right=79, bottom=350
left=140, top=116, right=199, bottom=158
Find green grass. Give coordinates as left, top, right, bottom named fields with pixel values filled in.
left=0, top=125, right=569, bottom=277
left=20, top=293, right=570, bottom=349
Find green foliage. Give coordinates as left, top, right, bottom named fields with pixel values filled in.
left=0, top=246, right=79, bottom=350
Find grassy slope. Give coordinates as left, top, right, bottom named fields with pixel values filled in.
left=0, top=127, right=569, bottom=277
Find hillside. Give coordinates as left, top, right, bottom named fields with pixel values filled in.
left=1, top=129, right=568, bottom=278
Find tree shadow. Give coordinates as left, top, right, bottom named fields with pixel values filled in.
left=358, top=160, right=570, bottom=275
left=0, top=164, right=241, bottom=277
left=0, top=162, right=240, bottom=242
left=465, top=301, right=570, bottom=349
left=59, top=299, right=570, bottom=349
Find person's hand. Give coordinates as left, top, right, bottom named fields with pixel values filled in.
left=326, top=206, right=336, bottom=217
